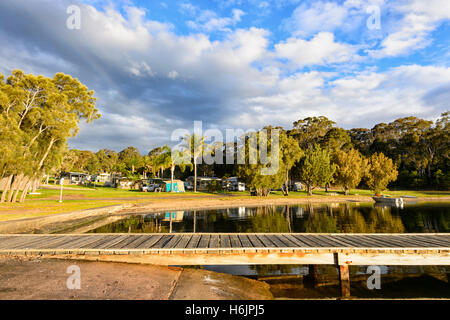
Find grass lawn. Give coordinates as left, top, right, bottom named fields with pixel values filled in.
left=0, top=185, right=449, bottom=222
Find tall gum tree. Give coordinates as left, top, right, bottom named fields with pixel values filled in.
left=0, top=70, right=100, bottom=202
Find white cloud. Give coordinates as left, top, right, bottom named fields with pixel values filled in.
left=186, top=8, right=245, bottom=32
left=0, top=0, right=448, bottom=152
left=283, top=1, right=350, bottom=36
left=275, top=32, right=357, bottom=67
left=369, top=0, right=450, bottom=57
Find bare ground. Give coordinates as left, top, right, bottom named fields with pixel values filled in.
left=0, top=256, right=273, bottom=300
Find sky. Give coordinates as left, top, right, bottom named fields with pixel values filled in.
left=0, top=0, right=449, bottom=153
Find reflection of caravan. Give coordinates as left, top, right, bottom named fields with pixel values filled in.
left=163, top=211, right=184, bottom=222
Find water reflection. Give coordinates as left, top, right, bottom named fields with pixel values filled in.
left=88, top=202, right=450, bottom=234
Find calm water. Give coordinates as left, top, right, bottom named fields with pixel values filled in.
left=88, top=202, right=450, bottom=234
left=87, top=202, right=450, bottom=298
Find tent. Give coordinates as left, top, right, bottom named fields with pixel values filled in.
left=162, top=179, right=185, bottom=192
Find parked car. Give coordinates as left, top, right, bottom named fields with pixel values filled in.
left=141, top=183, right=161, bottom=192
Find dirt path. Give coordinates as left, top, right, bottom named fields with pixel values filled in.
left=0, top=256, right=273, bottom=300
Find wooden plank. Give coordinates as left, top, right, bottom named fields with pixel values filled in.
left=360, top=235, right=402, bottom=247
left=186, top=235, right=201, bottom=248
left=41, top=236, right=98, bottom=250
left=417, top=234, right=450, bottom=245
left=381, top=235, right=431, bottom=247
left=1, top=236, right=59, bottom=249
left=108, top=235, right=141, bottom=249
left=136, top=235, right=163, bottom=249
left=173, top=235, right=192, bottom=249
left=266, top=235, right=289, bottom=247
left=328, top=235, right=365, bottom=247
left=219, top=235, right=231, bottom=248
left=340, top=235, right=383, bottom=248
left=408, top=235, right=450, bottom=247
left=82, top=235, right=122, bottom=249
left=163, top=235, right=183, bottom=249
left=247, top=235, right=265, bottom=247
left=282, top=234, right=309, bottom=247
left=293, top=234, right=327, bottom=247
left=8, top=236, right=64, bottom=249
left=14, top=236, right=69, bottom=249
left=124, top=235, right=152, bottom=249
left=208, top=235, right=219, bottom=248
left=309, top=235, right=342, bottom=247
left=256, top=235, right=274, bottom=247
left=197, top=235, right=211, bottom=248
left=320, top=235, right=354, bottom=247
left=151, top=235, right=174, bottom=249
left=238, top=235, right=253, bottom=248
left=229, top=235, right=242, bottom=248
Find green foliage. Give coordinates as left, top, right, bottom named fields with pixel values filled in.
left=334, top=148, right=366, bottom=195
left=237, top=127, right=286, bottom=196
left=0, top=70, right=100, bottom=202
left=365, top=152, right=399, bottom=194
left=296, top=144, right=336, bottom=196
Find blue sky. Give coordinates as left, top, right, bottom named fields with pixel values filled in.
left=0, top=0, right=449, bottom=153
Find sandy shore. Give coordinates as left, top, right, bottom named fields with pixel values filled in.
left=0, top=255, right=273, bottom=300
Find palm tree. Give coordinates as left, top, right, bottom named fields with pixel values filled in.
left=159, top=145, right=192, bottom=192
left=180, top=134, right=208, bottom=192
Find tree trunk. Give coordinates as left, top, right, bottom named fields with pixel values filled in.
left=37, top=138, right=56, bottom=170
left=8, top=174, right=23, bottom=202
left=194, top=160, right=197, bottom=193
left=283, top=168, right=289, bottom=196
left=12, top=176, right=29, bottom=203
left=345, top=188, right=349, bottom=196
left=0, top=174, right=13, bottom=203
left=307, top=184, right=312, bottom=196
left=171, top=165, right=175, bottom=193
left=20, top=179, right=32, bottom=203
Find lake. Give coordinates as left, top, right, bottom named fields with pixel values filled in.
left=87, top=201, right=450, bottom=298
left=88, top=202, right=450, bottom=234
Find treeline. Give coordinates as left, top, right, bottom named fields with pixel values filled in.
left=59, top=114, right=449, bottom=196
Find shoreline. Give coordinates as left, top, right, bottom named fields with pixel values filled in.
left=1, top=195, right=449, bottom=234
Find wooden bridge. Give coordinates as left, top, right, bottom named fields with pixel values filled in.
left=1, top=233, right=449, bottom=297
left=1, top=233, right=449, bottom=265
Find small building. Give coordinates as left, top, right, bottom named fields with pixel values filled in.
left=91, top=173, right=111, bottom=184
left=60, top=172, right=90, bottom=185
left=185, top=176, right=222, bottom=191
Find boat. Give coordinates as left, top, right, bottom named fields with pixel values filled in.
left=372, top=196, right=404, bottom=206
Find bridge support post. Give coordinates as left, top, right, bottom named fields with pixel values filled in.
left=338, top=264, right=351, bottom=298
left=334, top=253, right=351, bottom=298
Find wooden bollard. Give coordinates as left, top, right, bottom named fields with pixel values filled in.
left=338, top=264, right=351, bottom=298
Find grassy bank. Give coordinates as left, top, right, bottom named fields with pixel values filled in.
left=0, top=185, right=449, bottom=222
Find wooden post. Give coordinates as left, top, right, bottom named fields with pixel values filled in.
left=304, top=265, right=319, bottom=289
left=338, top=264, right=351, bottom=298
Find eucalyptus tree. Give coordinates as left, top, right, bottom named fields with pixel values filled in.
left=296, top=144, right=336, bottom=196
left=365, top=152, right=398, bottom=195
left=334, top=148, right=366, bottom=195
left=279, top=129, right=304, bottom=196
left=237, top=127, right=286, bottom=196
left=0, top=70, right=100, bottom=202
